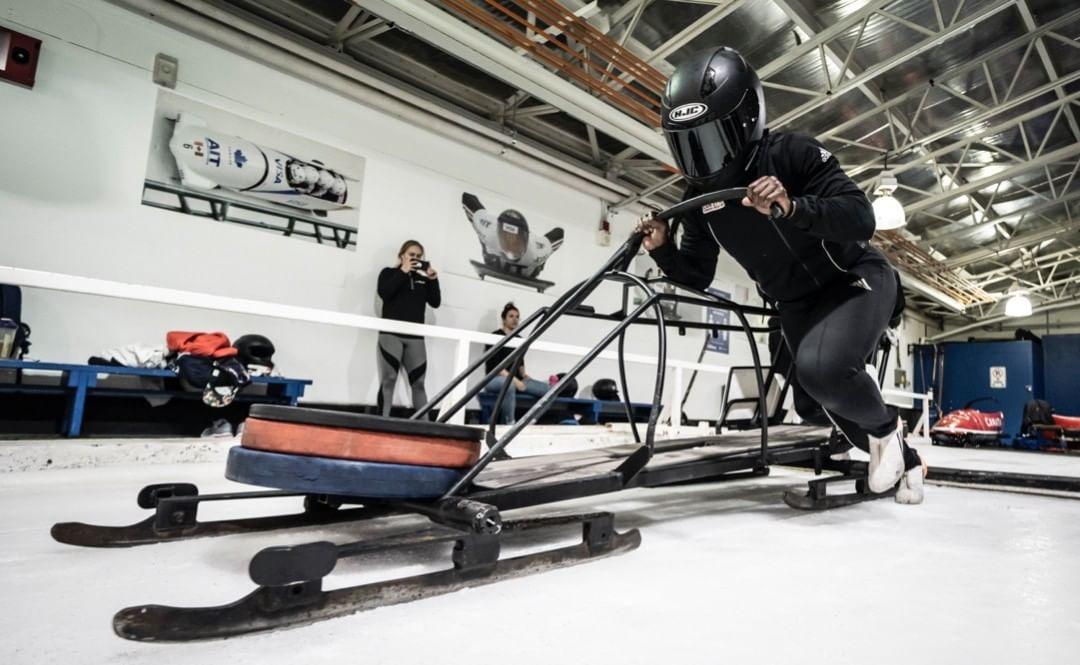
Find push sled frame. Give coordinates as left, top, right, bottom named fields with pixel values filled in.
left=51, top=189, right=1080, bottom=641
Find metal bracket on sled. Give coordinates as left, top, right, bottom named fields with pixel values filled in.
left=113, top=511, right=640, bottom=642
left=783, top=460, right=897, bottom=510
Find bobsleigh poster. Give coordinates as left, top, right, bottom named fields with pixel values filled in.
left=458, top=191, right=566, bottom=293
left=142, top=90, right=365, bottom=250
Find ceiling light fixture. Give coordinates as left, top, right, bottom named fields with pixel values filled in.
left=872, top=164, right=906, bottom=231
left=1004, top=286, right=1033, bottom=318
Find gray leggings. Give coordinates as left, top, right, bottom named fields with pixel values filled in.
left=377, top=333, right=428, bottom=416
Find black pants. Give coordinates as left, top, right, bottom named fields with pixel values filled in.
left=778, top=252, right=899, bottom=444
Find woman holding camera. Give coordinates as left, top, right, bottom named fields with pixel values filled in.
left=376, top=240, right=440, bottom=417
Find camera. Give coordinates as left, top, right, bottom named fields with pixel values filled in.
left=412, top=259, right=430, bottom=273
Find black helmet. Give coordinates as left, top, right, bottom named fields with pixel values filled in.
left=234, top=334, right=275, bottom=370
left=497, top=209, right=529, bottom=261
left=551, top=372, right=578, bottom=399
left=661, top=46, right=766, bottom=186
left=592, top=378, right=620, bottom=401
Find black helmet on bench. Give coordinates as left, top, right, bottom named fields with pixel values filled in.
left=235, top=334, right=275, bottom=371
left=592, top=378, right=620, bottom=401
left=661, top=46, right=766, bottom=187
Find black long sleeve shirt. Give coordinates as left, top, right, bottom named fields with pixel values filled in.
left=649, top=132, right=878, bottom=304
left=377, top=267, right=441, bottom=338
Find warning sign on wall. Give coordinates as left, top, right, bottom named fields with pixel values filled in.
left=990, top=366, right=1007, bottom=389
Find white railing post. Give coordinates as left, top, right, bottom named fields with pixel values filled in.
left=444, top=339, right=472, bottom=425
left=920, top=390, right=932, bottom=438
left=671, top=366, right=685, bottom=428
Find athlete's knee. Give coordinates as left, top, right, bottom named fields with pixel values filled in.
left=795, top=347, right=862, bottom=400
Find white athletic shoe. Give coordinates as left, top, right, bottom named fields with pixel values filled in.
left=895, top=466, right=925, bottom=504
left=200, top=418, right=234, bottom=438
left=867, top=419, right=906, bottom=493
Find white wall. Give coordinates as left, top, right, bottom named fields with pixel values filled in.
left=0, top=0, right=763, bottom=417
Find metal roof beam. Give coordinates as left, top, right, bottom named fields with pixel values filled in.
left=771, top=0, right=1018, bottom=130
left=1016, top=0, right=1080, bottom=143
left=352, top=0, right=671, bottom=161
left=772, top=0, right=988, bottom=230
left=976, top=252, right=1080, bottom=288
left=896, top=272, right=969, bottom=313
left=756, top=0, right=896, bottom=79
left=971, top=246, right=1080, bottom=280
left=771, top=0, right=1006, bottom=308
left=853, top=88, right=1080, bottom=186
left=928, top=296, right=1080, bottom=340
left=945, top=217, right=1080, bottom=268
left=328, top=5, right=364, bottom=44
left=923, top=189, right=1080, bottom=247
left=818, top=7, right=1080, bottom=153
left=643, top=0, right=748, bottom=64
left=611, top=174, right=683, bottom=210
left=905, top=143, right=1080, bottom=215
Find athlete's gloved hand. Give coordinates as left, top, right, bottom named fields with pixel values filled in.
left=742, top=176, right=792, bottom=218
left=635, top=213, right=669, bottom=251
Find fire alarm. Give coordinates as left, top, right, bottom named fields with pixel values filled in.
left=1, top=25, right=42, bottom=90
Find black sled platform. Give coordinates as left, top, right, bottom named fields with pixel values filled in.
left=54, top=425, right=830, bottom=548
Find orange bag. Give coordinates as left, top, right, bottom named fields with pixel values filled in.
left=166, top=331, right=238, bottom=358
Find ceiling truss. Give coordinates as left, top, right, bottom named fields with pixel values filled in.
left=130, top=0, right=1080, bottom=329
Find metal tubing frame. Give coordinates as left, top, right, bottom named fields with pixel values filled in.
left=435, top=278, right=769, bottom=498
left=442, top=290, right=663, bottom=498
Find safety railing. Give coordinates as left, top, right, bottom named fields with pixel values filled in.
left=0, top=265, right=737, bottom=425
left=882, top=388, right=935, bottom=445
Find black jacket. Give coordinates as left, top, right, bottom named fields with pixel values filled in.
left=377, top=267, right=441, bottom=337
left=484, top=329, right=526, bottom=378
left=649, top=132, right=878, bottom=303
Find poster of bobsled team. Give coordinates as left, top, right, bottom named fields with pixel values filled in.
left=142, top=90, right=365, bottom=250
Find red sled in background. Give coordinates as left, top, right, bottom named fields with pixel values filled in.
left=931, top=398, right=1004, bottom=447
left=1019, top=399, right=1080, bottom=450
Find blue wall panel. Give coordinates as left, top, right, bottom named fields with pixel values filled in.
left=1043, top=334, right=1080, bottom=416
left=940, top=341, right=1042, bottom=438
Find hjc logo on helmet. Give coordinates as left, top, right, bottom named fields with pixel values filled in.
left=669, top=103, right=708, bottom=122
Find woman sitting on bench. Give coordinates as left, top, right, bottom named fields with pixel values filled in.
left=482, top=302, right=549, bottom=425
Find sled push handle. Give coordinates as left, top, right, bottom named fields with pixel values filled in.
left=654, top=186, right=784, bottom=228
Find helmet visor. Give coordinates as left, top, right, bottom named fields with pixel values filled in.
left=665, top=115, right=748, bottom=181
left=498, top=225, right=528, bottom=261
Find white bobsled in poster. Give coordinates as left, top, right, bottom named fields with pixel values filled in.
left=461, top=192, right=565, bottom=293
left=168, top=113, right=353, bottom=212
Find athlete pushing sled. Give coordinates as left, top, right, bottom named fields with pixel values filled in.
left=637, top=46, right=926, bottom=504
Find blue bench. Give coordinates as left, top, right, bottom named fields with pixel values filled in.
left=476, top=391, right=654, bottom=425
left=0, top=359, right=312, bottom=437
